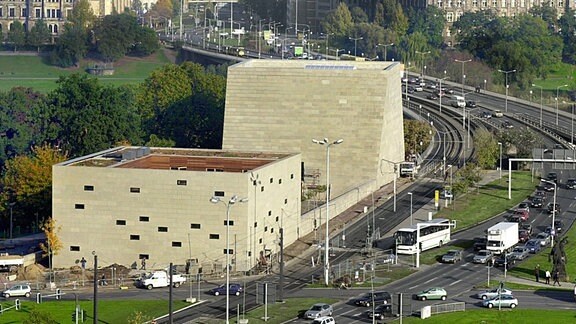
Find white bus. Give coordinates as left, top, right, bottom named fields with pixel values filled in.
left=394, top=219, right=453, bottom=255
left=399, top=161, right=418, bottom=177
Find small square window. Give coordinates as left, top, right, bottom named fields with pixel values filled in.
left=172, top=241, right=182, bottom=247
left=158, top=227, right=168, bottom=232
left=214, top=191, right=225, bottom=197
left=254, top=222, right=257, bottom=228
left=223, top=249, right=234, bottom=254
left=278, top=179, right=282, bottom=184
left=210, top=234, right=220, bottom=239
left=224, top=220, right=234, bottom=226
left=130, top=235, right=140, bottom=240
left=271, top=228, right=274, bottom=233
left=261, top=186, right=264, bottom=192
left=248, top=251, right=252, bottom=257
left=275, top=216, right=279, bottom=222
left=259, top=238, right=262, bottom=244
left=177, top=180, right=187, bottom=186
left=116, top=220, right=126, bottom=226
left=139, top=254, right=149, bottom=260
left=191, top=223, right=201, bottom=229
left=75, top=204, right=85, bottom=209
left=284, top=198, right=288, bottom=204
left=84, top=185, right=94, bottom=191
left=264, top=226, right=268, bottom=232
left=268, top=210, right=272, bottom=216
left=291, top=173, right=294, bottom=179
left=70, top=246, right=80, bottom=251
left=269, top=178, right=273, bottom=183
left=139, top=216, right=149, bottom=222
left=130, top=187, right=141, bottom=193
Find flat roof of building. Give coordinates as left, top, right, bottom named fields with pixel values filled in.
left=230, top=59, right=400, bottom=71
left=56, top=147, right=295, bottom=173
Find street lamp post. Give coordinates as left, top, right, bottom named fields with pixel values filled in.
left=408, top=192, right=413, bottom=226
left=532, top=84, right=544, bottom=127
left=323, top=32, right=334, bottom=57
left=540, top=179, right=557, bottom=247
left=312, top=138, right=343, bottom=286
left=377, top=43, right=394, bottom=61
left=498, top=142, right=502, bottom=179
left=556, top=84, right=568, bottom=125
left=498, top=69, right=516, bottom=112
left=349, top=36, right=363, bottom=57
left=439, top=72, right=448, bottom=113
left=455, top=59, right=472, bottom=96
left=7, top=202, right=15, bottom=239
left=210, top=195, right=248, bottom=324
left=416, top=50, right=431, bottom=77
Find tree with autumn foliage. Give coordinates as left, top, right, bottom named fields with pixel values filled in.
left=40, top=217, right=62, bottom=282
left=0, top=145, right=67, bottom=234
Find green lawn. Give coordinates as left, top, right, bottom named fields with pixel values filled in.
left=0, top=299, right=189, bottom=323
left=0, top=50, right=172, bottom=93
left=232, top=297, right=338, bottom=324
left=401, top=309, right=576, bottom=323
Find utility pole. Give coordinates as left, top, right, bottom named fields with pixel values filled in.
left=279, top=227, right=284, bottom=302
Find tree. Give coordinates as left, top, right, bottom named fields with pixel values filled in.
left=27, top=20, right=51, bottom=52
left=50, top=23, right=89, bottom=67
left=529, top=3, right=558, bottom=32
left=407, top=6, right=446, bottom=48
left=321, top=2, right=354, bottom=38
left=0, top=145, right=66, bottom=229
left=40, top=218, right=62, bottom=284
left=94, top=14, right=141, bottom=61
left=377, top=0, right=408, bottom=36
left=559, top=9, right=576, bottom=64
left=130, top=26, right=160, bottom=57
left=7, top=21, right=26, bottom=52
left=350, top=6, right=369, bottom=24
left=49, top=74, right=144, bottom=156
left=473, top=129, right=499, bottom=170
left=497, top=127, right=543, bottom=158
left=67, top=0, right=96, bottom=29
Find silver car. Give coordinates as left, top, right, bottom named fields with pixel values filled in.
left=304, top=303, right=333, bottom=319
left=482, top=294, right=518, bottom=308
left=476, top=288, right=513, bottom=300
left=441, top=250, right=462, bottom=263
left=510, top=246, right=529, bottom=261
left=536, top=232, right=551, bottom=246
left=473, top=250, right=494, bottom=264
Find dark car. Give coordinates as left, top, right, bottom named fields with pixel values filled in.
left=502, top=120, right=514, bottom=129
left=521, top=223, right=533, bottom=235
left=546, top=220, right=564, bottom=235
left=494, top=254, right=515, bottom=268
left=518, top=229, right=530, bottom=243
left=525, top=239, right=541, bottom=253
left=512, top=210, right=529, bottom=222
left=535, top=191, right=547, bottom=201
left=543, top=182, right=556, bottom=192
left=466, top=100, right=477, bottom=108
left=354, top=291, right=392, bottom=307
left=547, top=203, right=561, bottom=214
left=530, top=197, right=543, bottom=208
left=480, top=111, right=492, bottom=119
left=547, top=172, right=558, bottom=183
left=474, top=237, right=487, bottom=251
left=366, top=304, right=393, bottom=320
left=566, top=178, right=576, bottom=189
left=209, top=283, right=243, bottom=296
left=427, top=93, right=439, bottom=100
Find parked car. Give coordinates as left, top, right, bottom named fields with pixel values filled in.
left=473, top=237, right=487, bottom=251
left=530, top=197, right=543, bottom=208
left=510, top=246, right=529, bottom=261
left=473, top=250, right=494, bottom=264
left=304, top=303, right=333, bottom=319
left=547, top=202, right=561, bottom=214
left=209, top=283, right=243, bottom=296
left=566, top=178, right=576, bottom=189
left=516, top=202, right=530, bottom=213
left=2, top=284, right=31, bottom=298
left=493, top=254, right=516, bottom=268
left=441, top=250, right=463, bottom=263
left=482, top=294, right=518, bottom=309
left=536, top=232, right=551, bottom=246
left=312, top=316, right=335, bottom=324
left=476, top=287, right=513, bottom=300
left=366, top=304, right=393, bottom=320
left=354, top=291, right=392, bottom=307
left=525, top=239, right=541, bottom=253
left=415, top=287, right=447, bottom=301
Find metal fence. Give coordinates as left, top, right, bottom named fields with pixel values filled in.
left=430, top=302, right=466, bottom=315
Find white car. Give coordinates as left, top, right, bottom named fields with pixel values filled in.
left=2, top=284, right=31, bottom=298
left=476, top=288, right=513, bottom=300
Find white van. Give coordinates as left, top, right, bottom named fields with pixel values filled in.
left=450, top=95, right=466, bottom=108
left=312, top=316, right=335, bottom=324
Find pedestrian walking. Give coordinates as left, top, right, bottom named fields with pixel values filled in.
left=141, top=258, right=146, bottom=270
left=534, top=265, right=540, bottom=282
left=545, top=270, right=551, bottom=284
left=101, top=274, right=108, bottom=286
left=80, top=257, right=86, bottom=270
left=553, top=270, right=561, bottom=286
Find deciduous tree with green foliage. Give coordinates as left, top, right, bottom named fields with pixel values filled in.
left=473, top=129, right=499, bottom=170
left=321, top=2, right=354, bottom=39
left=94, top=13, right=141, bottom=61
left=7, top=21, right=26, bottom=52
left=27, top=20, right=51, bottom=52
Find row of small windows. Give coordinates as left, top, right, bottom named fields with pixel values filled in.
left=0, top=8, right=63, bottom=18
left=436, top=0, right=563, bottom=6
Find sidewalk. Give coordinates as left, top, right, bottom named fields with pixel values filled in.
left=494, top=274, right=575, bottom=291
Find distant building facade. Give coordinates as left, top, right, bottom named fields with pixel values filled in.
left=53, top=146, right=301, bottom=273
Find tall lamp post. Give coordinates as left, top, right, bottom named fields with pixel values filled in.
left=210, top=195, right=248, bottom=324
left=377, top=43, right=394, bottom=61
left=92, top=251, right=98, bottom=324
left=532, top=83, right=544, bottom=127
left=416, top=50, right=431, bottom=76
left=497, top=142, right=503, bottom=179
left=349, top=36, right=363, bottom=57
left=455, top=59, right=472, bottom=96
left=312, top=138, right=343, bottom=286
left=7, top=202, right=15, bottom=239
left=540, top=179, right=557, bottom=246
left=498, top=69, right=516, bottom=112
left=556, top=84, right=568, bottom=125
left=439, top=72, right=448, bottom=113
left=407, top=192, right=413, bottom=226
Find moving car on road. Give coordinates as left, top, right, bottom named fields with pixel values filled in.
left=209, top=283, right=243, bottom=296
left=493, top=254, right=516, bottom=268
left=525, top=239, right=541, bottom=253
left=536, top=232, right=551, bottom=246
left=366, top=304, right=393, bottom=320
left=566, top=178, right=576, bottom=189
left=415, top=287, right=447, bottom=301
left=510, top=246, right=529, bottom=261
left=2, top=284, right=31, bottom=298
left=441, top=250, right=463, bottom=263
left=473, top=250, right=494, bottom=264
left=482, top=294, right=518, bottom=309
left=530, top=197, right=543, bottom=208
left=354, top=291, right=391, bottom=307
left=476, top=287, right=513, bottom=300
left=304, top=303, right=333, bottom=319
left=311, top=316, right=335, bottom=324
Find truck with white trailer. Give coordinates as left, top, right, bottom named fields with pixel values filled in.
left=136, top=270, right=186, bottom=290
left=486, top=222, right=519, bottom=255
left=0, top=254, right=24, bottom=272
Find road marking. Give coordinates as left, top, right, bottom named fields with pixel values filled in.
left=449, top=279, right=462, bottom=286
left=424, top=278, right=435, bottom=285
left=409, top=285, right=419, bottom=289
